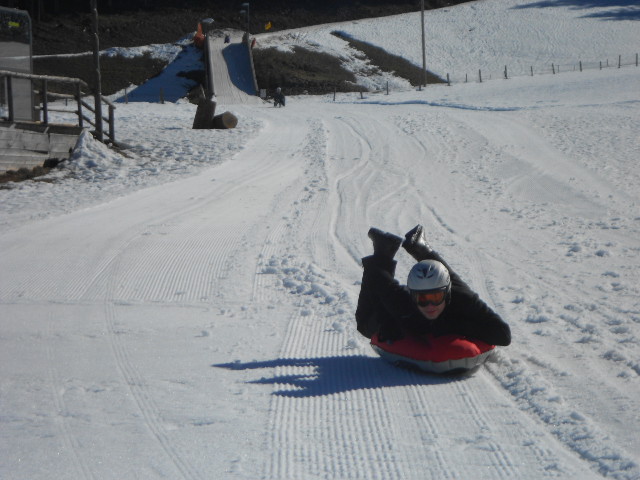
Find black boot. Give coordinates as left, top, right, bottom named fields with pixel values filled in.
left=368, top=227, right=403, bottom=259
left=402, top=224, right=433, bottom=261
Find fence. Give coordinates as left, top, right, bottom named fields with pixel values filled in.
left=444, top=52, right=639, bottom=85
left=0, top=69, right=116, bottom=143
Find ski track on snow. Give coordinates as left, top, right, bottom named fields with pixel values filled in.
left=45, top=313, right=96, bottom=480
left=247, top=107, right=571, bottom=479
left=249, top=112, right=414, bottom=479
left=27, top=110, right=312, bottom=479
left=298, top=103, right=631, bottom=478
left=370, top=108, right=609, bottom=479
left=4, top=32, right=640, bottom=479
left=102, top=240, right=205, bottom=480
left=103, top=301, right=203, bottom=480
left=428, top=107, right=640, bottom=479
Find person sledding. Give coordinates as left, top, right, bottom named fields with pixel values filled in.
left=356, top=225, right=511, bottom=347
left=274, top=87, right=286, bottom=107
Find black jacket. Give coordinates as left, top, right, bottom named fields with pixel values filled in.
left=356, top=254, right=511, bottom=346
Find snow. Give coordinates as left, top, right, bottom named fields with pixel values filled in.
left=1, top=0, right=639, bottom=478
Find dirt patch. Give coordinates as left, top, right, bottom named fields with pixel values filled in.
left=0, top=164, right=59, bottom=187
left=34, top=53, right=169, bottom=96
left=253, top=46, right=366, bottom=96
left=331, top=31, right=445, bottom=86
left=28, top=1, right=468, bottom=57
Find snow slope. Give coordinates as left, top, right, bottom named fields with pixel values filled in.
left=258, top=0, right=640, bottom=86
left=1, top=0, right=639, bottom=479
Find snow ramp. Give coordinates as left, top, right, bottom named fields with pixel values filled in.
left=206, top=33, right=262, bottom=106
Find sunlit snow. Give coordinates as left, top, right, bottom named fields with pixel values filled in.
left=1, top=1, right=639, bottom=479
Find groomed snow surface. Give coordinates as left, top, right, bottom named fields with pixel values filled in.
left=1, top=0, right=639, bottom=479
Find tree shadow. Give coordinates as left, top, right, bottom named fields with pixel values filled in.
left=512, top=1, right=640, bottom=21
left=213, top=355, right=473, bottom=397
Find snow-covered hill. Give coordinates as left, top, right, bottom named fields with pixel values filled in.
left=1, top=1, right=639, bottom=479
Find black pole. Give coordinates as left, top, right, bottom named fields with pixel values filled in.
left=91, top=0, right=103, bottom=142
left=241, top=3, right=250, bottom=34
left=421, top=0, right=426, bottom=87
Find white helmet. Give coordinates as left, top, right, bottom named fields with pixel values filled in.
left=407, top=260, right=450, bottom=292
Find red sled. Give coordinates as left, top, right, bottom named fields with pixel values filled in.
left=371, top=333, right=495, bottom=374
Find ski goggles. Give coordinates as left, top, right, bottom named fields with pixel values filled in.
left=413, top=289, right=447, bottom=307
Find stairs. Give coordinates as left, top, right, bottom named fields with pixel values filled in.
left=0, top=121, right=83, bottom=173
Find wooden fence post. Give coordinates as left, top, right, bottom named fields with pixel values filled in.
left=478, top=69, right=482, bottom=83
left=108, top=104, right=115, bottom=142
left=504, top=66, right=508, bottom=79
left=579, top=61, right=582, bottom=72
left=42, top=79, right=48, bottom=124
left=530, top=66, right=533, bottom=76
left=618, top=55, right=621, bottom=68
left=552, top=63, right=555, bottom=74
left=447, top=73, right=450, bottom=86
left=76, top=83, right=83, bottom=128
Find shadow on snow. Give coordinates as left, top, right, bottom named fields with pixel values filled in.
left=213, top=355, right=473, bottom=397
left=221, top=43, right=258, bottom=95
left=117, top=45, right=201, bottom=103
left=512, top=1, right=640, bottom=21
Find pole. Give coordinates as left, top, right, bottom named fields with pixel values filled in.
left=76, top=83, right=83, bottom=128
left=7, top=76, right=14, bottom=122
left=421, top=0, right=426, bottom=87
left=91, top=0, right=103, bottom=142
left=241, top=3, right=250, bottom=34
left=42, top=79, right=48, bottom=124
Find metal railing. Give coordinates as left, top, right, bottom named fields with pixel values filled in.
left=0, top=69, right=115, bottom=143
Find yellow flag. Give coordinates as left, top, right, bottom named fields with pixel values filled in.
left=9, top=21, right=20, bottom=28
left=265, top=21, right=272, bottom=31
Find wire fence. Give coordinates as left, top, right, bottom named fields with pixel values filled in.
left=443, top=52, right=639, bottom=85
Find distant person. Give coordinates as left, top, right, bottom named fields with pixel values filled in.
left=274, top=87, right=286, bottom=107
left=224, top=33, right=231, bottom=43
left=355, top=224, right=511, bottom=346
